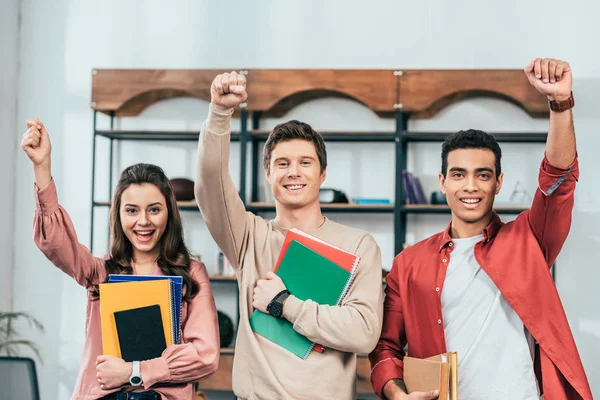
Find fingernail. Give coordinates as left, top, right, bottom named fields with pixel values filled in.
left=550, top=79, right=555, bottom=83
left=543, top=79, right=549, bottom=83
left=536, top=74, right=541, bottom=79
left=37, top=125, right=42, bottom=129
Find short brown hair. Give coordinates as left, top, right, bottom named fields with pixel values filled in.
left=263, top=120, right=327, bottom=173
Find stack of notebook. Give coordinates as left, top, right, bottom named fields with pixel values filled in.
left=249, top=228, right=360, bottom=359
left=99, top=275, right=183, bottom=362
left=404, top=352, right=458, bottom=400
left=402, top=170, right=428, bottom=204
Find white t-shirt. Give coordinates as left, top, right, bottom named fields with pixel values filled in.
left=441, top=234, right=540, bottom=400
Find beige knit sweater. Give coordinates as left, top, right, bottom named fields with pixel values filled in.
left=195, top=106, right=383, bottom=400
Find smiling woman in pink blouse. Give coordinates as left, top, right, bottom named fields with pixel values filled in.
left=21, top=119, right=219, bottom=400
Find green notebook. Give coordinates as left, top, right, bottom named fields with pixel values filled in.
left=249, top=240, right=353, bottom=359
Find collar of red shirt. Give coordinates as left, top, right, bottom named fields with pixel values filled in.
left=437, top=212, right=503, bottom=252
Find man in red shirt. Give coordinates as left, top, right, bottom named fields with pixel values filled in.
left=369, top=58, right=592, bottom=400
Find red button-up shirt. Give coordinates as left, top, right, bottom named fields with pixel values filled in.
left=369, top=156, right=592, bottom=400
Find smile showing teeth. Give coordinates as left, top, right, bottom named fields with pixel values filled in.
left=135, top=230, right=154, bottom=236
left=285, top=184, right=304, bottom=190
left=460, top=198, right=481, bottom=204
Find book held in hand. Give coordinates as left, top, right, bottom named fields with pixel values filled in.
left=250, top=229, right=360, bottom=359
left=99, top=279, right=174, bottom=358
left=404, top=352, right=458, bottom=400
left=108, top=274, right=183, bottom=344
left=114, top=304, right=167, bottom=362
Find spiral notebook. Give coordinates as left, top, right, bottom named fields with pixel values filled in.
left=108, top=274, right=183, bottom=344
left=99, top=279, right=174, bottom=358
left=275, top=228, right=360, bottom=275
left=250, top=238, right=358, bottom=359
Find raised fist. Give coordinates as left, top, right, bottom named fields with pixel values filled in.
left=211, top=71, right=248, bottom=113
left=524, top=58, right=572, bottom=101
left=21, top=119, right=52, bottom=167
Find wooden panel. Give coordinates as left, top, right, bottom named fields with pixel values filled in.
left=399, top=70, right=549, bottom=118
left=91, top=69, right=228, bottom=116
left=246, top=69, right=399, bottom=116
left=91, top=69, right=547, bottom=119
left=196, top=350, right=233, bottom=391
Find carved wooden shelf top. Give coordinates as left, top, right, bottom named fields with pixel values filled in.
left=91, top=69, right=549, bottom=118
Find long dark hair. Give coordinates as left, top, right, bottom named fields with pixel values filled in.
left=89, top=163, right=199, bottom=301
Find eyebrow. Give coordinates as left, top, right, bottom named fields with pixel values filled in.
left=448, top=167, right=494, bottom=174
left=274, top=156, right=316, bottom=162
left=123, top=202, right=163, bottom=208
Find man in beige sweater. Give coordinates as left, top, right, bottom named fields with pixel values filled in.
left=195, top=71, right=383, bottom=400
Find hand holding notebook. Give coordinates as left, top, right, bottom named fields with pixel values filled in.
left=251, top=271, right=288, bottom=313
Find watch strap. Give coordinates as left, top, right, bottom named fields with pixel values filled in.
left=129, top=360, right=142, bottom=386
left=549, top=92, right=574, bottom=112
left=267, top=289, right=290, bottom=313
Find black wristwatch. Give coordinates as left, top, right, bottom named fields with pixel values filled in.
left=267, top=289, right=290, bottom=319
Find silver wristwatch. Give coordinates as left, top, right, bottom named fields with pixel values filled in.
left=129, top=360, right=143, bottom=386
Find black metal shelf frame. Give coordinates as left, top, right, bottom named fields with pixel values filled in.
left=90, top=110, right=549, bottom=261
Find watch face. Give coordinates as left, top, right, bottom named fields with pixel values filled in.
left=270, top=302, right=283, bottom=318
left=130, top=376, right=142, bottom=385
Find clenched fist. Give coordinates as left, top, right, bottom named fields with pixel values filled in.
left=21, top=119, right=52, bottom=167
left=211, top=71, right=248, bottom=113
left=524, top=58, right=572, bottom=101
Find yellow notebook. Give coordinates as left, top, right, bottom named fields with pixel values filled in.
left=100, top=280, right=174, bottom=358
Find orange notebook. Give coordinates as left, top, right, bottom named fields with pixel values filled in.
left=99, top=280, right=174, bottom=358
left=275, top=228, right=360, bottom=274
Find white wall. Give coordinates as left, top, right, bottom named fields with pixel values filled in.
left=0, top=0, right=20, bottom=311
left=12, top=1, right=600, bottom=399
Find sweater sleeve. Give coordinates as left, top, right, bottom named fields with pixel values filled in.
left=140, top=262, right=219, bottom=387
left=282, top=233, right=384, bottom=354
left=33, top=179, right=107, bottom=286
left=194, top=105, right=254, bottom=271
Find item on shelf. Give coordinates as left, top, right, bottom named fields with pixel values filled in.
left=402, top=171, right=427, bottom=204
left=353, top=198, right=392, bottom=205
left=430, top=191, right=447, bottom=205
left=217, top=251, right=235, bottom=276
left=217, top=310, right=235, bottom=348
left=509, top=181, right=532, bottom=204
left=169, top=178, right=194, bottom=201
left=319, top=188, right=349, bottom=203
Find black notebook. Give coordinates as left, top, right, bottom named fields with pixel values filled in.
left=114, top=304, right=167, bottom=362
